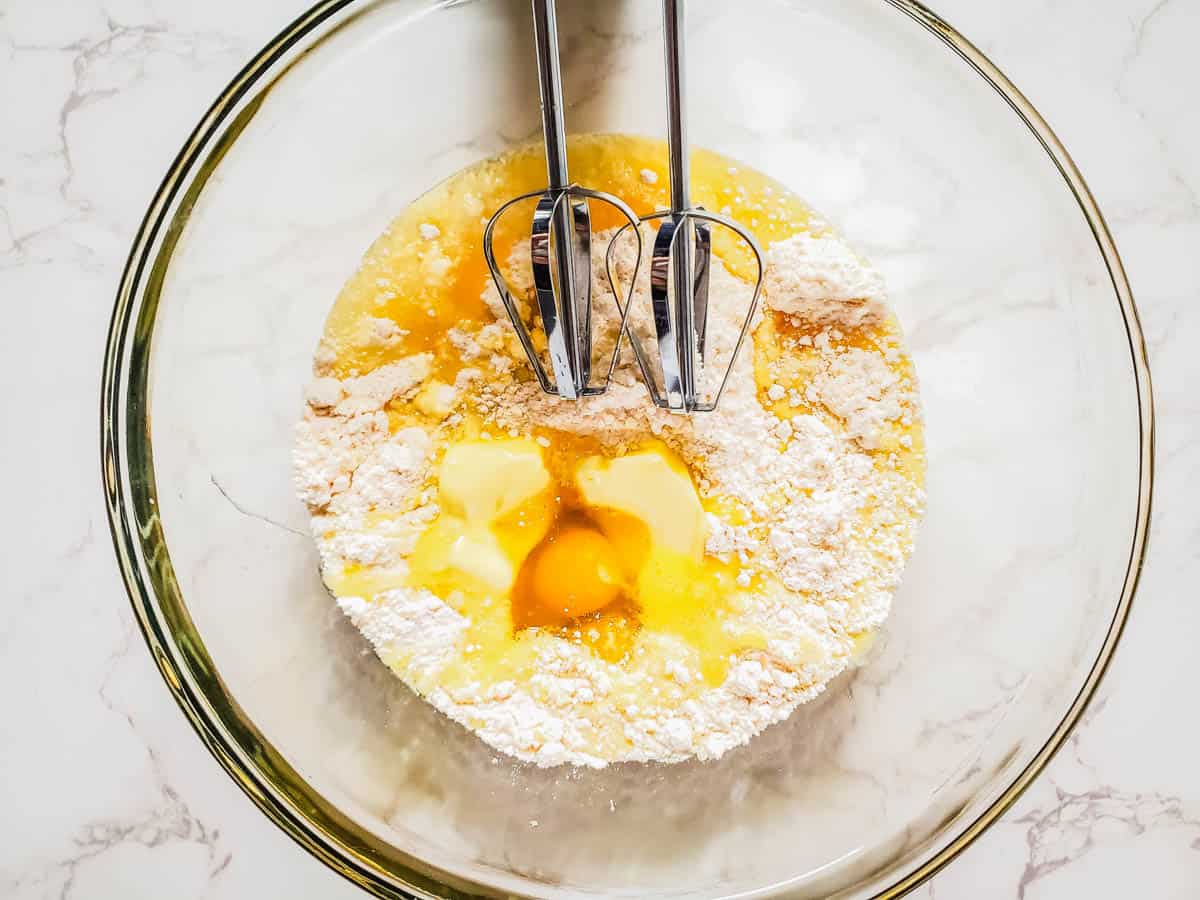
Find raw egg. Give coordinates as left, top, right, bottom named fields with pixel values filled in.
left=524, top=523, right=625, bottom=622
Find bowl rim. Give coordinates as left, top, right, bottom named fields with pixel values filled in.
left=100, top=1, right=1155, bottom=897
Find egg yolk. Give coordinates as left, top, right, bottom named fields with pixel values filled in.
left=523, top=523, right=625, bottom=623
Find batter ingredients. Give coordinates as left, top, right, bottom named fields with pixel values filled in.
left=294, top=135, right=925, bottom=767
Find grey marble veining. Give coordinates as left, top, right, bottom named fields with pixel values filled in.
left=0, top=0, right=1196, bottom=897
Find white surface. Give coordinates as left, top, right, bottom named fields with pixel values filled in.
left=0, top=0, right=1195, bottom=897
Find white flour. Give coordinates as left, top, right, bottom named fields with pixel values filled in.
left=295, top=227, right=924, bottom=767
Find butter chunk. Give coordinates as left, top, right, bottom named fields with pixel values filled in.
left=438, top=438, right=550, bottom=523
left=410, top=515, right=516, bottom=594
left=445, top=528, right=515, bottom=593
left=576, top=449, right=706, bottom=558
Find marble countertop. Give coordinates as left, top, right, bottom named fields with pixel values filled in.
left=2, top=0, right=1196, bottom=897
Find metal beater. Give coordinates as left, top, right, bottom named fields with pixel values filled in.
left=483, top=0, right=763, bottom=412
left=483, top=0, right=643, bottom=400
left=612, top=0, right=765, bottom=412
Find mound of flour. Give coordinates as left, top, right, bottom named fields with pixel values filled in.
left=295, top=229, right=924, bottom=767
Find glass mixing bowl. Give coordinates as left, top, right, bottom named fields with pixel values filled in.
left=101, top=0, right=1153, bottom=897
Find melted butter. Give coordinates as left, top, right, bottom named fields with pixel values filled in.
left=318, top=134, right=815, bottom=384
left=753, top=310, right=926, bottom=461
left=328, top=563, right=407, bottom=600
left=635, top=548, right=767, bottom=686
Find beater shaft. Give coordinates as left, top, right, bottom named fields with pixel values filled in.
left=611, top=0, right=763, bottom=413
left=483, top=0, right=644, bottom=403
left=532, top=0, right=568, bottom=192
left=530, top=0, right=591, bottom=397
left=652, top=0, right=714, bottom=411
left=663, top=0, right=707, bottom=375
